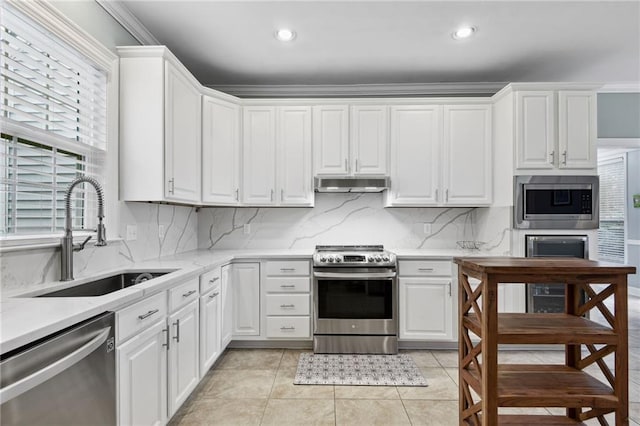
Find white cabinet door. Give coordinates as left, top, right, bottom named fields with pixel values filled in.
left=399, top=278, right=453, bottom=340
left=387, top=105, right=441, bottom=206
left=232, top=263, right=260, bottom=336
left=168, top=300, right=200, bottom=417
left=117, top=320, right=167, bottom=426
left=221, top=264, right=233, bottom=348
left=442, top=104, right=492, bottom=206
left=243, top=107, right=276, bottom=205
left=199, top=289, right=221, bottom=377
left=515, top=91, right=555, bottom=169
left=558, top=91, right=596, bottom=169
left=164, top=61, right=201, bottom=203
left=278, top=106, right=313, bottom=206
left=313, top=105, right=350, bottom=175
left=202, top=96, right=240, bottom=204
left=350, top=105, right=388, bottom=175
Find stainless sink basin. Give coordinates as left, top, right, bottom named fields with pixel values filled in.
left=37, top=271, right=174, bottom=297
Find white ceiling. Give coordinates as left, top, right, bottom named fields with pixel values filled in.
left=114, top=1, right=640, bottom=93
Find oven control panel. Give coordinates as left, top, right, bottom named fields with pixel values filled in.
left=313, top=251, right=396, bottom=267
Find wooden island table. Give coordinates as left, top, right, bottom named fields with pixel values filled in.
left=454, top=256, right=636, bottom=426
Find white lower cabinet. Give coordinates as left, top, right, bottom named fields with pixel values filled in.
left=398, top=260, right=454, bottom=341
left=264, top=260, right=311, bottom=340
left=117, top=320, right=168, bottom=426
left=167, top=300, right=200, bottom=417
left=199, top=283, right=221, bottom=378
left=221, top=264, right=233, bottom=346
left=232, top=263, right=260, bottom=336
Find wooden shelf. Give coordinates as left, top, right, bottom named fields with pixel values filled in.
left=463, top=313, right=618, bottom=345
left=466, top=365, right=617, bottom=408
left=481, top=415, right=587, bottom=425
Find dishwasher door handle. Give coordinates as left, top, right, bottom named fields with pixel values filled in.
left=0, top=327, right=111, bottom=404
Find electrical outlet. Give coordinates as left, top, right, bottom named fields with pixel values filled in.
left=126, top=225, right=137, bottom=241
left=423, top=223, right=432, bottom=235
left=158, top=224, right=166, bottom=238
left=243, top=224, right=251, bottom=235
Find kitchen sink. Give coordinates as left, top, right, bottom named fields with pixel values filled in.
left=37, top=271, right=175, bottom=297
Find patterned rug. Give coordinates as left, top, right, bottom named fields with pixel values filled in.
left=293, top=353, right=428, bottom=386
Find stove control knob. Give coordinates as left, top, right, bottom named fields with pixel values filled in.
left=382, top=256, right=390, bottom=262
left=335, top=257, right=342, bottom=263
left=320, top=256, right=327, bottom=262
left=327, top=257, right=334, bottom=263
left=375, top=256, right=382, bottom=262
left=368, top=256, right=374, bottom=262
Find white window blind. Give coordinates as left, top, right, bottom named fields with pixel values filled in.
left=0, top=5, right=107, bottom=151
left=598, top=157, right=626, bottom=263
left=0, top=3, right=107, bottom=237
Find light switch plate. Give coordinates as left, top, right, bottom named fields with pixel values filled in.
left=126, top=225, right=137, bottom=241
left=423, top=223, right=432, bottom=235
left=243, top=224, right=251, bottom=235
left=158, top=224, right=166, bottom=238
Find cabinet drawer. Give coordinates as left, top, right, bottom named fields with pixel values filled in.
left=117, top=291, right=167, bottom=343
left=266, top=316, right=310, bottom=339
left=200, top=268, right=221, bottom=294
left=265, top=277, right=310, bottom=293
left=169, top=278, right=199, bottom=312
left=399, top=260, right=451, bottom=277
left=265, top=260, right=310, bottom=276
left=266, top=294, right=310, bottom=316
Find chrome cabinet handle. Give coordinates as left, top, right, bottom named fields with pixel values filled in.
left=138, top=309, right=159, bottom=320
left=235, top=188, right=239, bottom=201
left=281, top=188, right=284, bottom=201
left=280, top=284, right=295, bottom=288
left=280, top=326, right=295, bottom=331
left=345, top=158, right=348, bottom=172
left=270, top=189, right=274, bottom=202
left=448, top=281, right=452, bottom=296
left=162, top=327, right=170, bottom=349
left=355, top=159, right=359, bottom=172
left=549, top=150, right=555, bottom=164
left=209, top=291, right=220, bottom=299
left=418, top=268, right=434, bottom=272
left=182, top=290, right=197, bottom=298
left=209, top=277, right=219, bottom=283
left=173, top=319, right=180, bottom=342
left=445, top=189, right=449, bottom=202
left=280, top=268, right=296, bottom=272
left=562, top=150, right=567, bottom=165
left=435, top=189, right=439, bottom=202
left=280, top=304, right=295, bottom=308
left=168, top=178, right=175, bottom=194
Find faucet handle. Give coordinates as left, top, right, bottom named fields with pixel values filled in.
left=74, top=235, right=92, bottom=252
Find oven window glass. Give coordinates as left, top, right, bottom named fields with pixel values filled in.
left=317, top=280, right=392, bottom=319
left=525, top=189, right=592, bottom=215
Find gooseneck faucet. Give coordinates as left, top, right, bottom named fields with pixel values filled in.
left=61, top=176, right=107, bottom=281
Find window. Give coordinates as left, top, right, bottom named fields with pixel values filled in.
left=0, top=3, right=108, bottom=238
left=598, top=156, right=626, bottom=263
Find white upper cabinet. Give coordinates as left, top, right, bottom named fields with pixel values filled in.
left=242, top=106, right=277, bottom=205
left=515, top=89, right=596, bottom=171
left=387, top=105, right=441, bottom=205
left=442, top=104, right=492, bottom=205
left=350, top=105, right=389, bottom=175
left=243, top=105, right=313, bottom=206
left=313, top=104, right=388, bottom=176
left=118, top=47, right=201, bottom=204
left=202, top=96, right=240, bottom=205
left=313, top=105, right=350, bottom=175
left=278, top=106, right=313, bottom=206
left=558, top=91, right=596, bottom=169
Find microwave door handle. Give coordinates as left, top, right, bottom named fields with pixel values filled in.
left=0, top=327, right=111, bottom=404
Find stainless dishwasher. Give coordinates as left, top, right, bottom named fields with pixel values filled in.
left=0, top=312, right=116, bottom=425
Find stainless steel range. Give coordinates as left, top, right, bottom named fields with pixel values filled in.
left=312, top=245, right=398, bottom=354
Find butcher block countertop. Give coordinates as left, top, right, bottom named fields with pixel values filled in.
left=454, top=256, right=636, bottom=426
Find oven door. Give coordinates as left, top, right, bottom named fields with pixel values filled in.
left=313, top=268, right=397, bottom=336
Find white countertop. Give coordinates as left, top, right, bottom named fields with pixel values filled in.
left=0, top=246, right=494, bottom=355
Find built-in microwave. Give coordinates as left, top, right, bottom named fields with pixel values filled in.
left=513, top=175, right=599, bottom=229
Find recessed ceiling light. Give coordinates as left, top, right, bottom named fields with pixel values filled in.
left=452, top=26, right=476, bottom=40
left=275, top=28, right=296, bottom=42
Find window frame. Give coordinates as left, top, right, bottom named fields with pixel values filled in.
left=597, top=153, right=628, bottom=264
left=0, top=0, right=119, bottom=251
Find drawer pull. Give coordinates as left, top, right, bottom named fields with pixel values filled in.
left=280, top=284, right=296, bottom=288
left=280, top=268, right=296, bottom=272
left=418, top=268, right=434, bottom=272
left=182, top=289, right=197, bottom=298
left=209, top=277, right=219, bottom=283
left=137, top=309, right=159, bottom=320
left=162, top=327, right=170, bottom=349
left=173, top=319, right=180, bottom=343
left=209, top=291, right=220, bottom=299
left=280, top=304, right=295, bottom=309
left=280, top=326, right=295, bottom=331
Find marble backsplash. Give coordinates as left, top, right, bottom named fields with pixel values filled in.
left=198, top=193, right=511, bottom=254
left=0, top=202, right=198, bottom=294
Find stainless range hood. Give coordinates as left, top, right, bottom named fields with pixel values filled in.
left=314, top=177, right=390, bottom=193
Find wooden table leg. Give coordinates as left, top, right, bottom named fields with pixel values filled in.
left=565, top=280, right=582, bottom=421
left=613, top=275, right=629, bottom=426
left=481, top=274, right=498, bottom=426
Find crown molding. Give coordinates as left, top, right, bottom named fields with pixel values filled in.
left=205, top=82, right=508, bottom=98
left=96, top=0, right=159, bottom=45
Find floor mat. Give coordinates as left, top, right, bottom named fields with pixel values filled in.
left=293, top=353, right=428, bottom=386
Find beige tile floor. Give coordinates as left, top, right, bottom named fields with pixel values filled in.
left=170, top=294, right=640, bottom=425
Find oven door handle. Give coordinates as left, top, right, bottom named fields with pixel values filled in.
left=313, top=271, right=397, bottom=279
